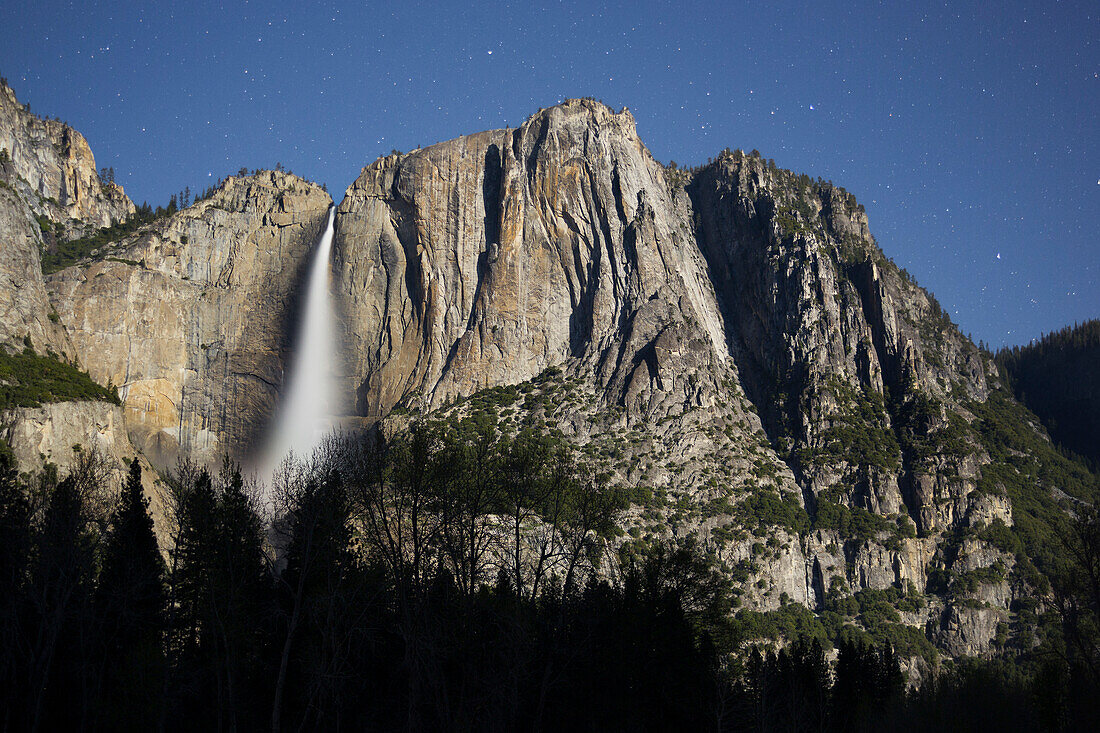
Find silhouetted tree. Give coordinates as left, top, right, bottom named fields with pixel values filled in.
left=832, top=636, right=903, bottom=732
left=0, top=441, right=31, bottom=730
left=28, top=472, right=97, bottom=731
left=270, top=452, right=360, bottom=732
left=166, top=459, right=270, bottom=731
left=94, top=459, right=165, bottom=729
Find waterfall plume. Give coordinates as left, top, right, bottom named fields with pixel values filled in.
left=257, top=206, right=338, bottom=484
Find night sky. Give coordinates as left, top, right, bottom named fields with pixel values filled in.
left=2, top=0, right=1096, bottom=349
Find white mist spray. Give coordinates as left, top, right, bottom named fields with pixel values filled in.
left=258, top=206, right=338, bottom=483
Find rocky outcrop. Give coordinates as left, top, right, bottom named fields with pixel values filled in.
left=0, top=79, right=133, bottom=230
left=0, top=183, right=74, bottom=355
left=336, top=101, right=821, bottom=620
left=334, top=104, right=1002, bottom=541
left=0, top=400, right=177, bottom=543
left=334, top=99, right=729, bottom=420
left=333, top=100, right=1051, bottom=658
left=688, top=153, right=993, bottom=535
left=936, top=604, right=1008, bottom=658
left=46, top=172, right=331, bottom=469
left=1, top=400, right=133, bottom=471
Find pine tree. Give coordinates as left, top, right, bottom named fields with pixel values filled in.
left=168, top=460, right=270, bottom=730
left=95, top=460, right=165, bottom=728
left=29, top=474, right=97, bottom=731
left=171, top=469, right=217, bottom=648
left=164, top=468, right=218, bottom=729
left=272, top=469, right=356, bottom=731
left=212, top=459, right=270, bottom=730
left=0, top=441, right=31, bottom=729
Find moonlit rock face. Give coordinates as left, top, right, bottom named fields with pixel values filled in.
left=259, top=206, right=337, bottom=483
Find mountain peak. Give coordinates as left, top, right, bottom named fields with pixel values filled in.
left=0, top=77, right=134, bottom=228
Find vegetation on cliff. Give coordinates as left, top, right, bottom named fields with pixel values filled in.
left=0, top=339, right=118, bottom=409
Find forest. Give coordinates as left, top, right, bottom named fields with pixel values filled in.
left=997, top=319, right=1100, bottom=469
left=1, top=421, right=1098, bottom=732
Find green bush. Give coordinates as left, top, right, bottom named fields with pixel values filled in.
left=825, top=585, right=937, bottom=662
left=731, top=602, right=829, bottom=646
left=978, top=518, right=1022, bottom=555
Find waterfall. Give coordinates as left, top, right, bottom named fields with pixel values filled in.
left=257, top=206, right=338, bottom=483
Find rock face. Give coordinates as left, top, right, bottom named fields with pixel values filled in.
left=0, top=400, right=175, bottom=542
left=1, top=80, right=330, bottom=485
left=335, top=99, right=727, bottom=419
left=333, top=100, right=1041, bottom=657
left=0, top=79, right=133, bottom=230
left=688, top=153, right=993, bottom=533
left=0, top=182, right=74, bottom=355
left=0, top=83, right=124, bottom=481
left=46, top=172, right=332, bottom=469
left=1, top=400, right=133, bottom=471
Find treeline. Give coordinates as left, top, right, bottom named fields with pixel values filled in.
left=1, top=424, right=1099, bottom=731
left=996, top=319, right=1100, bottom=468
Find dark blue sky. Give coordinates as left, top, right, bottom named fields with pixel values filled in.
left=3, top=0, right=1096, bottom=348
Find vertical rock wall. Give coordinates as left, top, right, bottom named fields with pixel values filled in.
left=46, top=172, right=331, bottom=468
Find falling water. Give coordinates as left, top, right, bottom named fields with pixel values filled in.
left=258, top=206, right=338, bottom=483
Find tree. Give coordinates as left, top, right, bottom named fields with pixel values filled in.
left=270, top=453, right=359, bottom=732
left=163, top=466, right=217, bottom=729
left=94, top=459, right=165, bottom=728
left=832, top=637, right=902, bottom=731
left=166, top=459, right=270, bottom=731
left=28, top=472, right=98, bottom=731
left=1050, top=503, right=1100, bottom=724
left=211, top=459, right=270, bottom=730
left=344, top=429, right=448, bottom=729
left=436, top=426, right=498, bottom=597
left=347, top=428, right=444, bottom=608
left=496, top=432, right=569, bottom=602
left=0, top=441, right=31, bottom=730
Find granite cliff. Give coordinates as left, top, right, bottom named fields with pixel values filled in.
left=0, top=80, right=329, bottom=500
left=0, top=80, right=140, bottom=497
left=0, top=76, right=135, bottom=357
left=46, top=172, right=331, bottom=468
left=1, top=87, right=1091, bottom=664
left=330, top=100, right=1077, bottom=660
left=0, top=78, right=133, bottom=233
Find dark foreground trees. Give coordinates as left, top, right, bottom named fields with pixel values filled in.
left=95, top=460, right=165, bottom=730
left=0, top=427, right=1098, bottom=731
